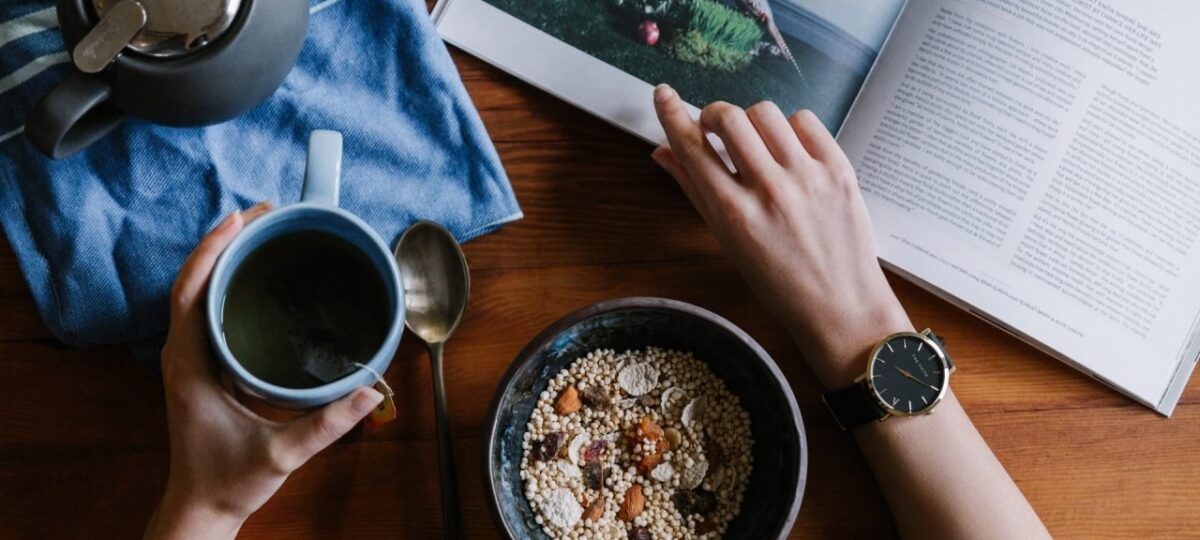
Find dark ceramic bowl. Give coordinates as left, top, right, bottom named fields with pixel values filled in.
left=483, top=297, right=807, bottom=539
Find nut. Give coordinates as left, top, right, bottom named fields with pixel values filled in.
left=664, top=427, right=682, bottom=448
left=554, top=384, right=582, bottom=415
left=582, top=495, right=604, bottom=521
left=617, top=484, right=645, bottom=521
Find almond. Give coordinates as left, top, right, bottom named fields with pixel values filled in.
left=582, top=495, right=604, bottom=521
left=554, top=384, right=582, bottom=415
left=617, top=484, right=645, bottom=521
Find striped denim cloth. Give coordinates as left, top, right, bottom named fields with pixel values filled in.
left=0, top=0, right=520, bottom=350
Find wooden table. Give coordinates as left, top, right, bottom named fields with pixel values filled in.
left=3, top=44, right=1198, bottom=540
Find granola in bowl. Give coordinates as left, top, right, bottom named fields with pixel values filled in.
left=520, top=347, right=753, bottom=539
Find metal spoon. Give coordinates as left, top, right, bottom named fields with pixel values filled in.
left=395, top=221, right=468, bottom=540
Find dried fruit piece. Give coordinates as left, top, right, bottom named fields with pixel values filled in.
left=629, top=526, right=653, bottom=540
left=691, top=489, right=718, bottom=514
left=580, top=387, right=611, bottom=409
left=584, top=462, right=607, bottom=490
left=582, top=495, right=605, bottom=521
left=638, top=436, right=671, bottom=474
left=672, top=491, right=692, bottom=515
left=638, top=451, right=662, bottom=474
left=617, top=484, right=645, bottom=521
left=704, top=438, right=724, bottom=465
left=618, top=362, right=660, bottom=396
left=567, top=432, right=590, bottom=465
left=583, top=439, right=608, bottom=463
left=635, top=416, right=671, bottom=473
left=638, top=416, right=664, bottom=441
left=672, top=488, right=717, bottom=516
left=554, top=384, right=582, bottom=415
left=694, top=518, right=718, bottom=535
left=534, top=432, right=565, bottom=461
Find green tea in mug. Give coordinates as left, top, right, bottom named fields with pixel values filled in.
left=221, top=231, right=391, bottom=388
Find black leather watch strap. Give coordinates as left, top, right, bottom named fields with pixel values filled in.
left=934, top=332, right=956, bottom=371
left=822, top=380, right=888, bottom=430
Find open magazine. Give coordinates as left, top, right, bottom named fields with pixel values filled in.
left=433, top=0, right=1200, bottom=415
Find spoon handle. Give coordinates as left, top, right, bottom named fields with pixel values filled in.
left=429, top=341, right=462, bottom=539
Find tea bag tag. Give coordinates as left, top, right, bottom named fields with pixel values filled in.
left=354, top=363, right=397, bottom=427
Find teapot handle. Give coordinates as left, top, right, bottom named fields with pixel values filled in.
left=26, top=71, right=125, bottom=159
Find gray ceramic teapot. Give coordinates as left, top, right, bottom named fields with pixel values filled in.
left=26, top=0, right=309, bottom=159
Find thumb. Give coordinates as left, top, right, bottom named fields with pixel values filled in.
left=276, top=386, right=383, bottom=467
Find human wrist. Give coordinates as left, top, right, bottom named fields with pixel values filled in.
left=144, top=488, right=246, bottom=540
left=793, top=296, right=913, bottom=391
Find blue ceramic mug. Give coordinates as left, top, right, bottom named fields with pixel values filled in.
left=205, top=130, right=405, bottom=409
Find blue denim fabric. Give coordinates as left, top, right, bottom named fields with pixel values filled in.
left=0, top=0, right=521, bottom=348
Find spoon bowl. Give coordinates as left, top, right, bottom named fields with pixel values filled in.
left=396, top=222, right=470, bottom=343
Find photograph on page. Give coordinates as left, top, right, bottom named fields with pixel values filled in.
left=480, top=0, right=904, bottom=131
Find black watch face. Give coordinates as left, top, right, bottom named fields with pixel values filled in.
left=868, top=335, right=948, bottom=415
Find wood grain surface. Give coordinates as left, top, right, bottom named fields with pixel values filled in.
left=1, top=28, right=1197, bottom=540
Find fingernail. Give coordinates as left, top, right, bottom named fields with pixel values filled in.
left=352, top=387, right=384, bottom=415
left=654, top=84, right=675, bottom=103
left=247, top=201, right=272, bottom=215
left=650, top=148, right=666, bottom=167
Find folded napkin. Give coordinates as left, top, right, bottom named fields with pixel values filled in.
left=0, top=0, right=521, bottom=348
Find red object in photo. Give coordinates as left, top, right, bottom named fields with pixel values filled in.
left=638, top=21, right=660, bottom=46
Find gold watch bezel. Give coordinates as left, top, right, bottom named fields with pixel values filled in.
left=857, top=328, right=953, bottom=419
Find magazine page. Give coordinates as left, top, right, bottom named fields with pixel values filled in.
left=435, top=0, right=904, bottom=140
left=836, top=0, right=1200, bottom=413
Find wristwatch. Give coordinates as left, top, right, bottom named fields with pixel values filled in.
left=822, top=329, right=955, bottom=430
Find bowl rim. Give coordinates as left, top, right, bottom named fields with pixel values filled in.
left=481, top=296, right=808, bottom=539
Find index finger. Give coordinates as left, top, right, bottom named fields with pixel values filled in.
left=653, top=85, right=743, bottom=202
left=169, top=202, right=272, bottom=320
left=169, top=211, right=245, bottom=321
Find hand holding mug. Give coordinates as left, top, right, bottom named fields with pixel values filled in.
left=145, top=203, right=383, bottom=540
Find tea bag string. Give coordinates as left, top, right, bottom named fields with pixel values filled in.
left=352, top=362, right=394, bottom=397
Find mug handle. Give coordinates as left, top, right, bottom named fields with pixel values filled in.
left=25, top=71, right=125, bottom=159
left=302, top=130, right=343, bottom=206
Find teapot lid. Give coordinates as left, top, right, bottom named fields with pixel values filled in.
left=93, top=0, right=243, bottom=58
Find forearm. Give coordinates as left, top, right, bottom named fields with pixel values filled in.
left=855, top=391, right=1049, bottom=539
left=792, top=295, right=1049, bottom=539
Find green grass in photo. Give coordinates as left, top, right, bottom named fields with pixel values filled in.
left=689, top=0, right=762, bottom=53
left=484, top=0, right=869, bottom=131
left=667, top=0, right=763, bottom=72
